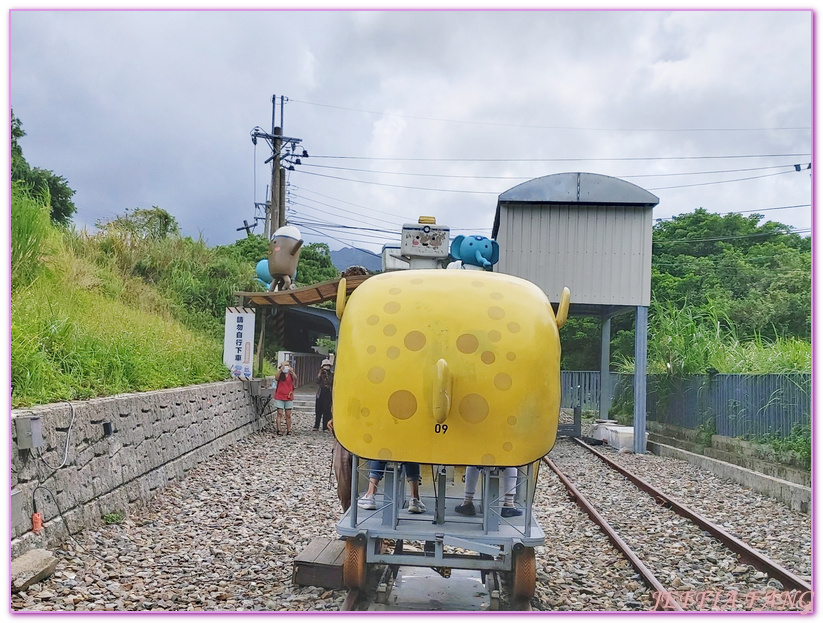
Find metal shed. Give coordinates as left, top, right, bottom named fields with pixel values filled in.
left=492, top=172, right=659, bottom=452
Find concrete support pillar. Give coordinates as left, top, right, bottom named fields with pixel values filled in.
left=633, top=305, right=648, bottom=454
left=599, top=315, right=611, bottom=420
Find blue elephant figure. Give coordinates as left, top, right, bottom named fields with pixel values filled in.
left=450, top=235, right=499, bottom=271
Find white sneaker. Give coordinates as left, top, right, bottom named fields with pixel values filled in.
left=357, top=495, right=376, bottom=510
left=408, top=498, right=426, bottom=514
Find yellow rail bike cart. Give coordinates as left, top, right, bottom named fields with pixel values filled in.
left=333, top=269, right=569, bottom=602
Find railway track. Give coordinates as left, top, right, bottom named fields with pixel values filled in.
left=336, top=438, right=810, bottom=612
left=546, top=438, right=811, bottom=612
left=338, top=566, right=531, bottom=611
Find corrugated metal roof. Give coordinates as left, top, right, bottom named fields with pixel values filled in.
left=499, top=172, right=659, bottom=204
left=493, top=172, right=659, bottom=238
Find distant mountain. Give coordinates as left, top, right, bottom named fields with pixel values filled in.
left=330, top=247, right=382, bottom=273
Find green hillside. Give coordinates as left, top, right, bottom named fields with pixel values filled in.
left=11, top=185, right=232, bottom=407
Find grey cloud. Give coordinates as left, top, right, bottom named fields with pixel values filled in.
left=10, top=9, right=812, bottom=250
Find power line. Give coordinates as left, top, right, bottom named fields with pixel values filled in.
left=297, top=222, right=386, bottom=253
left=291, top=98, right=811, bottom=133
left=652, top=229, right=810, bottom=245
left=647, top=169, right=799, bottom=191
left=298, top=161, right=808, bottom=181
left=289, top=215, right=400, bottom=237
left=295, top=165, right=807, bottom=196
left=718, top=203, right=811, bottom=215
left=653, top=203, right=811, bottom=223
left=294, top=168, right=499, bottom=195
left=308, top=152, right=811, bottom=163
left=289, top=197, right=406, bottom=229
left=294, top=188, right=417, bottom=224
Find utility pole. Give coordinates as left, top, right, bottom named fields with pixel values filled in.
left=250, top=95, right=305, bottom=239
left=269, top=126, right=282, bottom=238
left=279, top=141, right=287, bottom=228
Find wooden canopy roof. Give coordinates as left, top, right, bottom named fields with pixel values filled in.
left=235, top=273, right=371, bottom=308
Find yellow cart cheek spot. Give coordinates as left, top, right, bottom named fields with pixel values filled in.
left=481, top=351, right=496, bottom=364
left=383, top=324, right=397, bottom=337
left=459, top=394, right=489, bottom=424
left=494, top=373, right=512, bottom=391
left=368, top=367, right=386, bottom=384
left=384, top=301, right=401, bottom=314
left=404, top=331, right=426, bottom=351
left=456, top=334, right=478, bottom=354
left=388, top=390, right=417, bottom=420
left=387, top=346, right=400, bottom=360
left=488, top=306, right=505, bottom=320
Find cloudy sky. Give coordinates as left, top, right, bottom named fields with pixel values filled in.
left=9, top=9, right=813, bottom=255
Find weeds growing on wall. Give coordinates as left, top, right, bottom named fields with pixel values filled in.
left=747, top=423, right=811, bottom=467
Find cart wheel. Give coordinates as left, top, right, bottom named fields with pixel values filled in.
left=343, top=535, right=367, bottom=589
left=512, top=545, right=536, bottom=601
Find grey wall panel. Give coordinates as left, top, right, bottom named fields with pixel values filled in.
left=497, top=204, right=652, bottom=306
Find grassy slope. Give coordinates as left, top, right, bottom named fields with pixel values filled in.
left=11, top=187, right=229, bottom=408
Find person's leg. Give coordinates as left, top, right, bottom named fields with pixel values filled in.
left=313, top=394, right=322, bottom=431
left=404, top=463, right=426, bottom=513
left=455, top=466, right=481, bottom=515
left=320, top=392, right=332, bottom=432
left=333, top=441, right=352, bottom=512
left=358, top=461, right=385, bottom=509
left=323, top=390, right=332, bottom=430
left=285, top=408, right=292, bottom=434
left=501, top=467, right=523, bottom=517
left=275, top=408, right=284, bottom=435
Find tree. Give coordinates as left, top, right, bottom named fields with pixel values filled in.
left=559, top=207, right=811, bottom=370
left=651, top=209, right=810, bottom=340
left=219, top=234, right=268, bottom=265
left=10, top=111, right=77, bottom=225
left=295, top=243, right=339, bottom=285
left=96, top=207, right=180, bottom=240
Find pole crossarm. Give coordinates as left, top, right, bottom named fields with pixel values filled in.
left=235, top=273, right=371, bottom=308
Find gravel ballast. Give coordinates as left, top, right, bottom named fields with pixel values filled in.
left=10, top=411, right=811, bottom=612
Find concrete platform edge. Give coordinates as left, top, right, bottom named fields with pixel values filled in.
left=647, top=440, right=810, bottom=514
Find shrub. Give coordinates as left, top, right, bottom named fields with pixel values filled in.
left=11, top=182, right=52, bottom=291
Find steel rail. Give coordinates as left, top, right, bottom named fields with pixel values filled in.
left=543, top=457, right=683, bottom=611
left=571, top=437, right=812, bottom=594
left=340, top=589, right=360, bottom=611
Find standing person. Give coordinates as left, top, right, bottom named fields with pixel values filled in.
left=313, top=359, right=334, bottom=432
left=273, top=360, right=297, bottom=435
left=328, top=418, right=352, bottom=512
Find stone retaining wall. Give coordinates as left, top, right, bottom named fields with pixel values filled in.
left=10, top=381, right=259, bottom=559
